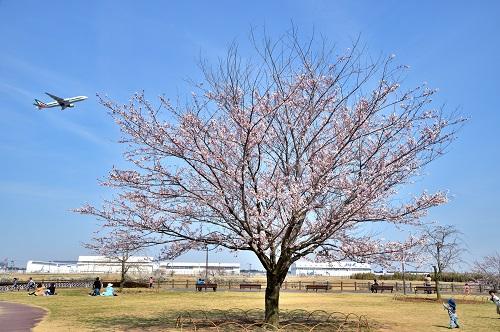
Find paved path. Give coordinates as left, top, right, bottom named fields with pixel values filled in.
left=0, top=301, right=47, bottom=332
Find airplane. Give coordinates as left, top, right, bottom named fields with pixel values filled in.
left=33, top=92, right=88, bottom=110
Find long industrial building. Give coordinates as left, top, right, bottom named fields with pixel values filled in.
left=26, top=256, right=240, bottom=275
left=289, top=260, right=372, bottom=277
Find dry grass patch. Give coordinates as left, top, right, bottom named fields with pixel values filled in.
left=0, top=289, right=498, bottom=331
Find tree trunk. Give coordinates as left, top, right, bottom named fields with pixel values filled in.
left=264, top=270, right=287, bottom=326
left=402, top=261, right=406, bottom=295
left=433, top=265, right=441, bottom=300
left=120, top=260, right=126, bottom=292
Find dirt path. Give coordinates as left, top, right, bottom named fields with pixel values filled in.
left=0, top=301, right=47, bottom=331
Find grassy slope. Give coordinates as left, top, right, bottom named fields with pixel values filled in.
left=0, top=289, right=498, bottom=331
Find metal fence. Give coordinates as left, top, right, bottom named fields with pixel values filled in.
left=0, top=279, right=492, bottom=294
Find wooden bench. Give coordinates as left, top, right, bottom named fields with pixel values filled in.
left=239, top=283, right=262, bottom=290
left=305, top=284, right=331, bottom=292
left=414, top=286, right=436, bottom=294
left=370, top=285, right=394, bottom=293
left=195, top=283, right=217, bottom=292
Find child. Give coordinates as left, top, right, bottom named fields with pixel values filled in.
left=489, top=290, right=500, bottom=316
left=100, top=283, right=117, bottom=296
left=443, top=298, right=460, bottom=329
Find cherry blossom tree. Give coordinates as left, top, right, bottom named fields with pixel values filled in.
left=423, top=225, right=465, bottom=299
left=77, top=31, right=463, bottom=325
left=473, top=252, right=500, bottom=291
left=85, top=230, right=148, bottom=291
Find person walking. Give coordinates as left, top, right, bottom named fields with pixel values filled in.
left=489, top=290, right=500, bottom=316
left=443, top=298, right=460, bottom=329
left=149, top=276, right=154, bottom=289
left=26, top=277, right=36, bottom=292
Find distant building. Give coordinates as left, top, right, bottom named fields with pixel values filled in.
left=289, top=260, right=372, bottom=277
left=26, top=260, right=79, bottom=274
left=159, top=262, right=240, bottom=276
left=25, top=256, right=240, bottom=275
left=76, top=256, right=154, bottom=274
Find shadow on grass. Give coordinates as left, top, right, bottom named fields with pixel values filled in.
left=83, top=309, right=374, bottom=331
left=432, top=325, right=452, bottom=329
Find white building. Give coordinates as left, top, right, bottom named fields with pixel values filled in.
left=159, top=262, right=240, bottom=276
left=76, top=256, right=154, bottom=274
left=26, top=256, right=240, bottom=275
left=26, top=260, right=79, bottom=274
left=289, top=260, right=371, bottom=277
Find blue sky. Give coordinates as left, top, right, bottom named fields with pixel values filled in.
left=0, top=1, right=498, bottom=270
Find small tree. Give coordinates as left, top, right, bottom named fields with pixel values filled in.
left=85, top=231, right=148, bottom=291
left=423, top=225, right=464, bottom=299
left=473, top=252, right=500, bottom=291
left=77, top=30, right=462, bottom=325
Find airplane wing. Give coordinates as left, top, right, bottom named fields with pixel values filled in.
left=45, top=92, right=65, bottom=103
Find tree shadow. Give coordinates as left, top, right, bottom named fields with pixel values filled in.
left=82, top=309, right=375, bottom=331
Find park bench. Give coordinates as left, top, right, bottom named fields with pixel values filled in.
left=195, top=283, right=217, bottom=292
left=370, top=285, right=394, bottom=293
left=305, top=284, right=331, bottom=292
left=414, top=286, right=436, bottom=294
left=239, top=283, right=262, bottom=290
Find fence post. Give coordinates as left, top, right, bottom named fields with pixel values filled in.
left=395, top=282, right=398, bottom=292
left=409, top=282, right=412, bottom=293
left=172, top=279, right=174, bottom=288
left=186, top=280, right=189, bottom=288
left=299, top=281, right=302, bottom=290
left=354, top=281, right=357, bottom=291
left=340, top=281, right=343, bottom=292
left=284, top=281, right=287, bottom=290
left=229, top=281, right=231, bottom=289
left=451, top=283, right=454, bottom=293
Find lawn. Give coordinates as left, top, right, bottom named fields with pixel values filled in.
left=0, top=289, right=498, bottom=331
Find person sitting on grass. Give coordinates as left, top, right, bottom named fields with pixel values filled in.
left=29, top=283, right=45, bottom=296
left=489, top=290, right=500, bottom=316
left=100, top=283, right=117, bottom=296
left=45, top=283, right=56, bottom=296
left=90, top=277, right=102, bottom=296
left=443, top=298, right=460, bottom=329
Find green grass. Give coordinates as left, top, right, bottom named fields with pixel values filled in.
left=0, top=289, right=498, bottom=331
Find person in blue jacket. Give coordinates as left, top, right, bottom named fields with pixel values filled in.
left=100, top=283, right=117, bottom=296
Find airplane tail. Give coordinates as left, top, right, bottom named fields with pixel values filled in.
left=33, top=99, right=48, bottom=109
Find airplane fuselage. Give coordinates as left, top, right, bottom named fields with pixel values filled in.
left=33, top=93, right=88, bottom=110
